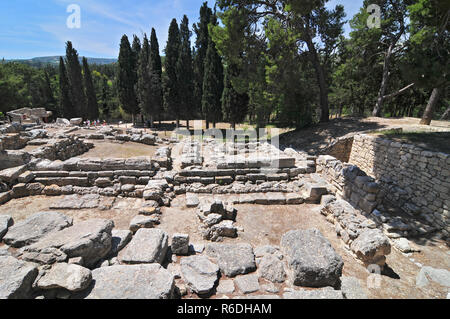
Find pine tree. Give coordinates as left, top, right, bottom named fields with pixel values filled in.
left=193, top=2, right=213, bottom=117
left=202, top=36, right=224, bottom=129
left=136, top=34, right=153, bottom=125
left=149, top=28, right=163, bottom=126
left=163, top=19, right=181, bottom=127
left=58, top=56, right=75, bottom=118
left=177, top=15, right=194, bottom=130
left=82, top=57, right=99, bottom=120
left=117, top=35, right=139, bottom=123
left=65, top=41, right=86, bottom=118
left=222, top=67, right=249, bottom=129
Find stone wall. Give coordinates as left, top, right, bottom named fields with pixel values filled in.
left=349, top=134, right=450, bottom=235
left=316, top=155, right=383, bottom=215
left=320, top=136, right=354, bottom=163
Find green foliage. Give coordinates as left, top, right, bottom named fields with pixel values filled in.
left=202, top=36, right=224, bottom=126
left=193, top=2, right=213, bottom=116
left=65, top=41, right=86, bottom=118
left=82, top=57, right=99, bottom=120
left=163, top=19, right=181, bottom=122
left=117, top=35, right=139, bottom=117
left=177, top=15, right=195, bottom=121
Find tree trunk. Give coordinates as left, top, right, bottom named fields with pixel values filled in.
left=440, top=100, right=450, bottom=120
left=304, top=30, right=329, bottom=123
left=205, top=119, right=209, bottom=130
left=186, top=120, right=190, bottom=131
left=373, top=43, right=395, bottom=117
left=176, top=119, right=180, bottom=129
left=420, top=88, right=441, bottom=125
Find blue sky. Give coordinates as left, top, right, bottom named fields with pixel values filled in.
left=0, top=0, right=364, bottom=59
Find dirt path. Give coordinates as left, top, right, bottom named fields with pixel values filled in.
left=279, top=117, right=450, bottom=154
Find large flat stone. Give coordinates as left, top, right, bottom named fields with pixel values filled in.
left=234, top=274, right=260, bottom=294
left=416, top=266, right=450, bottom=288
left=205, top=243, right=256, bottom=277
left=119, top=228, right=168, bottom=265
left=340, top=276, right=368, bottom=299
left=350, top=228, right=391, bottom=266
left=36, top=263, right=92, bottom=292
left=3, top=212, right=73, bottom=248
left=180, top=255, right=219, bottom=295
left=0, top=256, right=38, bottom=299
left=22, top=219, right=114, bottom=268
left=281, top=229, right=343, bottom=287
left=82, top=264, right=175, bottom=299
left=0, top=165, right=27, bottom=183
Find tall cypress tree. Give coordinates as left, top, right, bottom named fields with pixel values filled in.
left=117, top=35, right=139, bottom=123
left=65, top=41, right=86, bottom=118
left=222, top=67, right=249, bottom=129
left=194, top=2, right=213, bottom=118
left=149, top=28, right=163, bottom=125
left=163, top=19, right=181, bottom=127
left=58, top=56, right=75, bottom=119
left=202, top=36, right=224, bottom=129
left=131, top=35, right=142, bottom=65
left=177, top=15, right=194, bottom=129
left=82, top=57, right=99, bottom=120
left=136, top=34, right=153, bottom=125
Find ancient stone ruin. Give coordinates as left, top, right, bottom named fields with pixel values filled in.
left=0, top=121, right=448, bottom=299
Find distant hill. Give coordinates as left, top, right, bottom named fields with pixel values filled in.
left=5, top=56, right=117, bottom=67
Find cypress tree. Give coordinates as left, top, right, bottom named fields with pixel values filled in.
left=65, top=41, right=86, bottom=118
left=149, top=28, right=163, bottom=125
left=177, top=15, right=194, bottom=130
left=202, top=36, right=224, bottom=129
left=193, top=2, right=213, bottom=117
left=82, top=57, right=99, bottom=120
left=163, top=19, right=181, bottom=127
left=131, top=35, right=142, bottom=66
left=58, top=56, right=75, bottom=119
left=222, top=67, right=249, bottom=129
left=136, top=35, right=153, bottom=126
left=117, top=35, right=139, bottom=123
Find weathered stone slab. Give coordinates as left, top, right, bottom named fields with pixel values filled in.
left=22, top=219, right=114, bottom=268
left=416, top=266, right=450, bottom=288
left=180, top=255, right=219, bottom=295
left=129, top=215, right=158, bottom=233
left=258, top=254, right=286, bottom=283
left=83, top=264, right=175, bottom=299
left=36, top=263, right=92, bottom=292
left=217, top=280, right=235, bottom=294
left=234, top=274, right=260, bottom=294
left=206, top=243, right=256, bottom=277
left=119, top=229, right=168, bottom=265
left=0, top=165, right=26, bottom=183
left=0, top=256, right=38, bottom=299
left=3, top=212, right=73, bottom=248
left=340, top=276, right=368, bottom=299
left=350, top=228, right=391, bottom=266
left=281, top=229, right=343, bottom=287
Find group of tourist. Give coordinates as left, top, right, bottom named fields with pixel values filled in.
left=84, top=119, right=107, bottom=127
